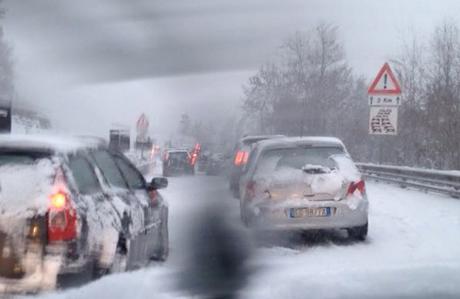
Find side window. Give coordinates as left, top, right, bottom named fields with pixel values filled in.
left=68, top=155, right=101, bottom=195
left=114, top=156, right=146, bottom=190
left=92, top=150, right=128, bottom=189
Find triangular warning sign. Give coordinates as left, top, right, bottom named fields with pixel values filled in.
left=368, top=63, right=402, bottom=95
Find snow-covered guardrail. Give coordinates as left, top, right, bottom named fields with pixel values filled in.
left=356, top=163, right=460, bottom=198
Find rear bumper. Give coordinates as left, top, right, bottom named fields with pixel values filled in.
left=0, top=242, right=86, bottom=294
left=246, top=197, right=369, bottom=231
left=0, top=254, right=62, bottom=294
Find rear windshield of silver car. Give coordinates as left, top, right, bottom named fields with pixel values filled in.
left=255, top=146, right=345, bottom=174
left=0, top=150, right=51, bottom=166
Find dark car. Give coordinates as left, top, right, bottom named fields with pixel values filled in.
left=205, top=153, right=225, bottom=176
left=162, top=149, right=195, bottom=177
left=229, top=135, right=284, bottom=198
left=0, top=135, right=169, bottom=293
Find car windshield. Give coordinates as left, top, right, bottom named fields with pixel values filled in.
left=0, top=151, right=51, bottom=166
left=169, top=152, right=188, bottom=161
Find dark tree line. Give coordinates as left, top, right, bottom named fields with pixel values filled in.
left=241, top=21, right=460, bottom=170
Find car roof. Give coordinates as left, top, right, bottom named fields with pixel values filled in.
left=255, top=136, right=346, bottom=151
left=166, top=149, right=189, bottom=153
left=0, top=134, right=105, bottom=154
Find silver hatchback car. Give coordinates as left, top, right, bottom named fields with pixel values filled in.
left=238, top=137, right=368, bottom=240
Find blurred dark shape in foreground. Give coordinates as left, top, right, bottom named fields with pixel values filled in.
left=178, top=204, right=253, bottom=299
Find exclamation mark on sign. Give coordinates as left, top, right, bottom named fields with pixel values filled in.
left=383, top=73, right=388, bottom=89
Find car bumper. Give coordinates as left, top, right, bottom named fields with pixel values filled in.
left=246, top=197, right=369, bottom=231
left=0, top=254, right=62, bottom=294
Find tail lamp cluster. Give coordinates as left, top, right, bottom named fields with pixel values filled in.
left=47, top=191, right=77, bottom=243
left=234, top=151, right=249, bottom=166
left=347, top=180, right=366, bottom=196
left=189, top=143, right=201, bottom=166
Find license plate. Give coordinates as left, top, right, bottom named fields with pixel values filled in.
left=289, top=207, right=331, bottom=218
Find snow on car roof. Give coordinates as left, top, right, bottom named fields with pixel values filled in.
left=240, top=134, right=285, bottom=144
left=255, top=136, right=346, bottom=151
left=0, top=134, right=104, bottom=153
left=166, top=149, right=189, bottom=153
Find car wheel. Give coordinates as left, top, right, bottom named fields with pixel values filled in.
left=152, top=206, right=169, bottom=261
left=347, top=223, right=368, bottom=241
left=93, top=237, right=128, bottom=279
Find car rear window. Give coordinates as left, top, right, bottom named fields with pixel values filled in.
left=255, top=146, right=345, bottom=175
left=0, top=152, right=55, bottom=213
left=168, top=152, right=189, bottom=161
left=0, top=151, right=51, bottom=166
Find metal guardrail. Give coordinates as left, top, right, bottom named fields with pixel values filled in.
left=356, top=163, right=460, bottom=198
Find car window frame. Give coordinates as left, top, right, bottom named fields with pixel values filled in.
left=112, top=153, right=147, bottom=191
left=90, top=149, right=130, bottom=190
left=66, top=151, right=103, bottom=196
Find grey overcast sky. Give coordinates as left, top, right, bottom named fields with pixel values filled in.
left=3, top=0, right=460, bottom=137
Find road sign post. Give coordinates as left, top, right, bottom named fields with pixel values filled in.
left=368, top=62, right=402, bottom=162
left=136, top=113, right=150, bottom=159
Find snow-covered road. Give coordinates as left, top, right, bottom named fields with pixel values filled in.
left=32, top=175, right=460, bottom=299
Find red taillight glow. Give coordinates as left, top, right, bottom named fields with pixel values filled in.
left=48, top=192, right=77, bottom=243
left=189, top=143, right=201, bottom=166
left=50, top=192, right=66, bottom=209
left=234, top=151, right=249, bottom=166
left=347, top=180, right=366, bottom=196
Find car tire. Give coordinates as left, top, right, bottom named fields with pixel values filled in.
left=347, top=223, right=368, bottom=241
left=152, top=206, right=169, bottom=261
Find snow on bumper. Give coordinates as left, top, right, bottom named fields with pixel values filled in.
left=246, top=196, right=368, bottom=231
left=0, top=254, right=61, bottom=294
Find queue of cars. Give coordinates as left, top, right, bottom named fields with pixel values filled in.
left=230, top=135, right=369, bottom=241
left=0, top=135, right=169, bottom=293
left=0, top=133, right=367, bottom=294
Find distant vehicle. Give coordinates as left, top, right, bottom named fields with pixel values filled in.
left=109, top=129, right=130, bottom=152
left=0, top=135, right=169, bottom=293
left=229, top=135, right=284, bottom=198
left=162, top=149, right=195, bottom=176
left=238, top=137, right=368, bottom=240
left=206, top=153, right=225, bottom=176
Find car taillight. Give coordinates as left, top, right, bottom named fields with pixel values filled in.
left=47, top=191, right=77, bottom=243
left=245, top=180, right=256, bottom=200
left=189, top=143, right=201, bottom=166
left=347, top=180, right=366, bottom=196
left=234, top=151, right=249, bottom=166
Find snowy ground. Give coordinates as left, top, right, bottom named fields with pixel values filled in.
left=28, top=174, right=460, bottom=299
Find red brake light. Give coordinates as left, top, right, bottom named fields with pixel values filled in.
left=189, top=143, right=201, bottom=166
left=48, top=192, right=77, bottom=243
left=347, top=180, right=365, bottom=196
left=50, top=192, right=66, bottom=209
left=234, top=151, right=249, bottom=166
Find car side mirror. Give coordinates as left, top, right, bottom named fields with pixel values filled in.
left=148, top=177, right=168, bottom=190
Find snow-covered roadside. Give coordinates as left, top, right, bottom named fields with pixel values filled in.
left=29, top=177, right=460, bottom=299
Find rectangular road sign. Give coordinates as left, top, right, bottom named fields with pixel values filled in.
left=368, top=94, right=402, bottom=106
left=369, top=106, right=398, bottom=135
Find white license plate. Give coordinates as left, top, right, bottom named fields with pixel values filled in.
left=289, top=207, right=331, bottom=218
